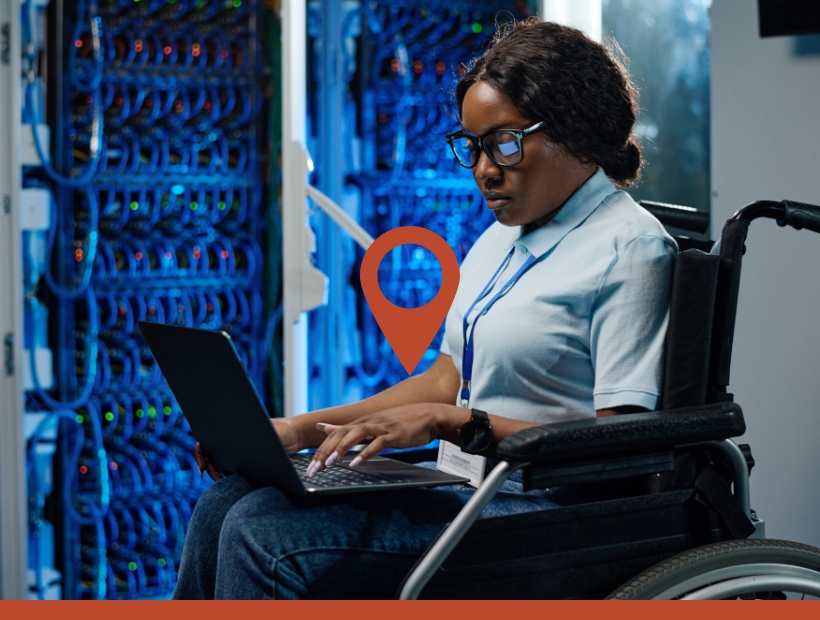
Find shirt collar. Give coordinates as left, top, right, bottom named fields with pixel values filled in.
left=500, top=167, right=616, bottom=257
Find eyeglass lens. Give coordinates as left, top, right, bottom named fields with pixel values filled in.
left=449, top=130, right=523, bottom=168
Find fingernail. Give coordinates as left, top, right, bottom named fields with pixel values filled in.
left=307, top=461, right=321, bottom=478
left=315, top=423, right=327, bottom=431
left=306, top=461, right=316, bottom=478
left=349, top=456, right=362, bottom=468
left=325, top=452, right=338, bottom=468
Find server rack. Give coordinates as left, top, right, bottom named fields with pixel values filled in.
left=24, top=0, right=269, bottom=599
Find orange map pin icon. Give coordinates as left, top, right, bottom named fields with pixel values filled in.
left=360, top=226, right=460, bottom=375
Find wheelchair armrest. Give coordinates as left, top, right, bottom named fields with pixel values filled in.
left=496, top=402, right=744, bottom=463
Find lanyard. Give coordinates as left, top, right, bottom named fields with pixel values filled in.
left=461, top=246, right=537, bottom=406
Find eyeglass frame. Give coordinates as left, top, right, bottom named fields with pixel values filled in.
left=445, top=121, right=547, bottom=169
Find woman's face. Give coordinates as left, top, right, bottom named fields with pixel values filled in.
left=460, top=82, right=597, bottom=229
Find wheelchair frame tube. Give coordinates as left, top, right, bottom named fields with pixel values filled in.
left=399, top=460, right=526, bottom=600
left=706, top=439, right=751, bottom=518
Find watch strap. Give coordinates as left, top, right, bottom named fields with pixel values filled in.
left=470, top=408, right=490, bottom=424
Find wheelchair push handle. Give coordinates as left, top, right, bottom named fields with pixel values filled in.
left=777, top=200, right=820, bottom=234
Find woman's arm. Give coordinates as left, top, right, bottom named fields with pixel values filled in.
left=306, top=403, right=649, bottom=475
left=195, top=353, right=460, bottom=480
left=290, top=352, right=461, bottom=449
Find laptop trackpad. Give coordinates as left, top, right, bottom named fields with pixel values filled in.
left=344, top=456, right=438, bottom=480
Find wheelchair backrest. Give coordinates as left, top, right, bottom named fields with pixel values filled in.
left=639, top=201, right=725, bottom=410
left=661, top=248, right=720, bottom=409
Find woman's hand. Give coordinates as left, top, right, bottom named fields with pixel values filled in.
left=271, top=417, right=303, bottom=454
left=194, top=418, right=304, bottom=481
left=306, top=403, right=459, bottom=477
left=194, top=442, right=223, bottom=481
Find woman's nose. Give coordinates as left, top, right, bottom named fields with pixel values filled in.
left=473, top=149, right=502, bottom=184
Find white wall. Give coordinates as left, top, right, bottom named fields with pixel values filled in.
left=711, top=0, right=820, bottom=546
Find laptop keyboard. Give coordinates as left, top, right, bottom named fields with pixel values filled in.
left=290, top=454, right=407, bottom=488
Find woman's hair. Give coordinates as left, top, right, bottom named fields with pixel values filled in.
left=456, top=19, right=643, bottom=187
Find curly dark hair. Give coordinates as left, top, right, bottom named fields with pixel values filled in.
left=456, top=18, right=643, bottom=187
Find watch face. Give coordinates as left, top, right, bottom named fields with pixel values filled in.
left=460, top=419, right=493, bottom=454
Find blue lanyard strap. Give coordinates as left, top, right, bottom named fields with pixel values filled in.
left=461, top=248, right=537, bottom=406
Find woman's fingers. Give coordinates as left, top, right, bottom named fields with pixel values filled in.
left=315, top=422, right=341, bottom=435
left=193, top=442, right=208, bottom=477
left=310, top=424, right=371, bottom=474
left=308, top=423, right=383, bottom=477
left=349, top=435, right=394, bottom=468
left=194, top=442, right=223, bottom=481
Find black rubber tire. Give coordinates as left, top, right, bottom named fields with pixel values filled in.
left=607, top=539, right=820, bottom=600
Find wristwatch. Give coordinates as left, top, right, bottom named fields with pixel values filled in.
left=459, top=409, right=493, bottom=456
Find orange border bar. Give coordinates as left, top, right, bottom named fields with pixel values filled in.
left=1, top=600, right=819, bottom=620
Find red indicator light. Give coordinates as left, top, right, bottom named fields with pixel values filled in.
left=134, top=252, right=143, bottom=261
left=75, top=40, right=83, bottom=49
left=164, top=46, right=172, bottom=55
left=220, top=250, right=229, bottom=259
left=79, top=465, right=88, bottom=475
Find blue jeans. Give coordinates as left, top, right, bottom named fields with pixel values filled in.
left=173, top=465, right=564, bottom=599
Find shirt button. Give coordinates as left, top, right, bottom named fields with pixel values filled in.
left=518, top=244, right=528, bottom=254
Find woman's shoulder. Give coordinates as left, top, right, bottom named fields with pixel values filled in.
left=588, top=190, right=678, bottom=254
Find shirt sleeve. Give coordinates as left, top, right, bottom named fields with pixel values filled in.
left=439, top=330, right=452, bottom=356
left=590, top=234, right=676, bottom=411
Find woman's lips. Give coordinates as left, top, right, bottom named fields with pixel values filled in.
left=484, top=194, right=512, bottom=210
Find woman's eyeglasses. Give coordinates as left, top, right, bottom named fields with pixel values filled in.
left=445, top=121, right=546, bottom=169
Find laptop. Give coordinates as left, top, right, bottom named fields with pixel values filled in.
left=139, top=322, right=467, bottom=496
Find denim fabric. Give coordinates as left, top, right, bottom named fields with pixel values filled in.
left=174, top=465, right=563, bottom=600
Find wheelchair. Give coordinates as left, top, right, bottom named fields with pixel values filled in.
left=393, top=198, right=820, bottom=600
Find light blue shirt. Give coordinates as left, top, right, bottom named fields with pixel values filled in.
left=440, top=168, right=677, bottom=423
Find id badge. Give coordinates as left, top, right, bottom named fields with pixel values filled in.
left=436, top=440, right=486, bottom=488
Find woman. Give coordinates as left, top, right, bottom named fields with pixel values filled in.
left=175, top=19, right=677, bottom=599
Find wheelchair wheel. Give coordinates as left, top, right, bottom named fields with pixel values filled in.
left=607, top=539, right=820, bottom=600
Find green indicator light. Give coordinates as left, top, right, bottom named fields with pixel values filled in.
left=148, top=406, right=157, bottom=418
left=128, top=562, right=137, bottom=571
left=75, top=414, right=84, bottom=423
left=163, top=406, right=172, bottom=415
left=105, top=412, right=114, bottom=422
left=130, top=201, right=138, bottom=210
left=218, top=201, right=226, bottom=210
left=136, top=409, right=144, bottom=418
left=190, top=201, right=198, bottom=210
left=161, top=201, right=169, bottom=209
left=472, top=23, right=482, bottom=34
left=158, top=558, right=167, bottom=567
left=233, top=0, right=242, bottom=7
